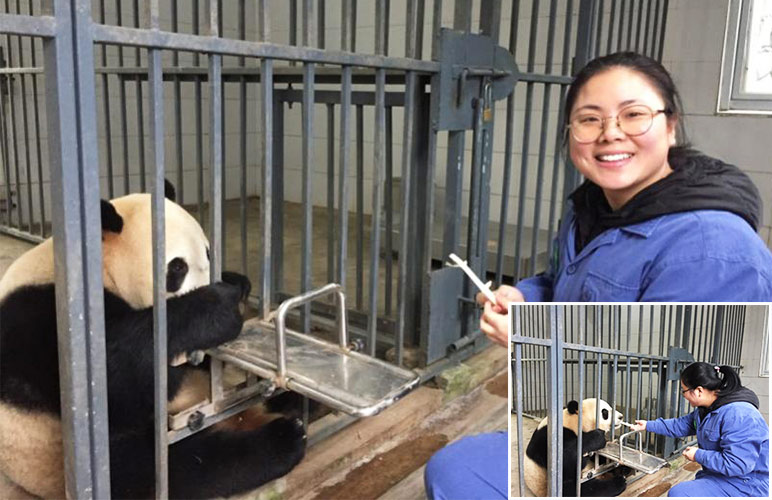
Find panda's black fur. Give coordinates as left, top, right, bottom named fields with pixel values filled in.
left=0, top=186, right=305, bottom=499
left=523, top=398, right=627, bottom=497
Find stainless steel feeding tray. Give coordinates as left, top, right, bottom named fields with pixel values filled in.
left=209, top=283, right=420, bottom=417
left=596, top=430, right=668, bottom=474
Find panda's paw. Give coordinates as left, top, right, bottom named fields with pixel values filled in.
left=609, top=474, right=626, bottom=496
left=264, top=417, right=307, bottom=458
left=220, top=271, right=252, bottom=302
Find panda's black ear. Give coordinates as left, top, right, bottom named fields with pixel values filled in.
left=567, top=400, right=579, bottom=415
left=164, top=179, right=176, bottom=202
left=100, top=200, right=123, bottom=233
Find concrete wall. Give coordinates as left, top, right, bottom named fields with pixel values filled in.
left=739, top=305, right=770, bottom=424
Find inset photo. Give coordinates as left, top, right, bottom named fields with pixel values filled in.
left=510, top=304, right=770, bottom=498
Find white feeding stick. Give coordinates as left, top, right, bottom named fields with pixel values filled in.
left=447, top=253, right=497, bottom=305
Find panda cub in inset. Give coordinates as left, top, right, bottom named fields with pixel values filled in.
left=523, top=398, right=627, bottom=497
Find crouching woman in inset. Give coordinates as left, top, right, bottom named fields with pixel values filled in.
left=631, top=362, right=769, bottom=497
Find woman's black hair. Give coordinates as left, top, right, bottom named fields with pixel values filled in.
left=680, top=361, right=742, bottom=394
left=562, top=51, right=690, bottom=154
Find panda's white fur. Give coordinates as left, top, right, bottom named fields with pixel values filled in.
left=0, top=193, right=210, bottom=307
left=523, top=398, right=623, bottom=497
left=0, top=193, right=212, bottom=499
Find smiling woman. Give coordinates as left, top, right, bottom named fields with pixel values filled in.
left=479, top=51, right=772, bottom=304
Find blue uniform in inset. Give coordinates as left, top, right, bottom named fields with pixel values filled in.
left=424, top=431, right=508, bottom=500
left=646, top=402, right=769, bottom=497
left=516, top=207, right=772, bottom=301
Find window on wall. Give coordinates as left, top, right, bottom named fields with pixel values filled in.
left=719, top=0, right=772, bottom=114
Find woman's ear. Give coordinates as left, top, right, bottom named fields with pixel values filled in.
left=667, top=117, right=677, bottom=146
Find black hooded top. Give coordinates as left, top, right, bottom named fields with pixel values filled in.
left=698, top=386, right=760, bottom=422
left=569, top=148, right=763, bottom=253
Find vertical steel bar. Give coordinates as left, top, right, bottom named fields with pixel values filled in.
left=626, top=0, right=634, bottom=49
left=98, top=0, right=114, bottom=200
left=368, top=67, right=386, bottom=355
left=42, top=0, right=111, bottom=496
left=341, top=0, right=355, bottom=52
left=651, top=0, right=662, bottom=59
left=173, top=0, right=184, bottom=204
left=28, top=0, right=44, bottom=236
left=317, top=0, right=325, bottom=49
left=300, top=0, right=315, bottom=333
left=3, top=5, right=22, bottom=230
left=479, top=0, right=502, bottom=41
left=657, top=0, right=669, bottom=62
left=326, top=103, right=335, bottom=284
left=635, top=0, right=644, bottom=51
left=616, top=0, right=626, bottom=51
left=0, top=66, right=12, bottom=229
left=146, top=2, right=168, bottom=496
left=495, top=3, right=519, bottom=283
left=514, top=308, right=526, bottom=495
left=384, top=106, right=393, bottom=315
left=355, top=104, right=364, bottom=309
left=209, top=1, right=222, bottom=281
left=575, top=306, right=585, bottom=496
left=116, top=0, right=130, bottom=195
left=395, top=71, right=417, bottom=365
left=405, top=0, right=424, bottom=59
left=607, top=0, right=617, bottom=54
left=260, top=58, right=274, bottom=318
left=337, top=65, right=352, bottom=291
left=515, top=0, right=539, bottom=278
left=594, top=0, right=604, bottom=58
left=643, top=0, right=653, bottom=55
left=530, top=0, right=559, bottom=275
left=193, top=1, right=203, bottom=222
left=238, top=0, right=248, bottom=277
left=15, top=3, right=30, bottom=232
left=271, top=97, right=284, bottom=297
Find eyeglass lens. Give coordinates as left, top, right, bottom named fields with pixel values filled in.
left=570, top=105, right=657, bottom=143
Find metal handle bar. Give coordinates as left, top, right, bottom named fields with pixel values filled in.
left=275, top=283, right=348, bottom=384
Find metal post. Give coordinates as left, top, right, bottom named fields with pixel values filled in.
left=42, top=0, right=111, bottom=497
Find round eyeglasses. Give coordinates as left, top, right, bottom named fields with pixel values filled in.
left=567, top=104, right=670, bottom=144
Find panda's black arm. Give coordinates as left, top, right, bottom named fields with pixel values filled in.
left=581, top=428, right=608, bottom=453
left=105, top=279, right=246, bottom=362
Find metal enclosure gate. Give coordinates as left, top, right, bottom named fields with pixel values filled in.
left=0, top=1, right=670, bottom=497
left=511, top=304, right=750, bottom=496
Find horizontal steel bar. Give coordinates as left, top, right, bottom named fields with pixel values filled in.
left=561, top=341, right=669, bottom=360
left=517, top=72, right=573, bottom=85
left=510, top=335, right=554, bottom=347
left=0, top=13, right=56, bottom=37
left=91, top=23, right=440, bottom=72
left=0, top=225, right=45, bottom=244
left=276, top=88, right=405, bottom=106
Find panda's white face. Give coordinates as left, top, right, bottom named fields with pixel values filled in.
left=104, top=194, right=210, bottom=309
left=581, top=398, right=624, bottom=432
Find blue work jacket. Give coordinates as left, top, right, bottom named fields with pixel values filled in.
left=516, top=206, right=772, bottom=301
left=646, top=402, right=769, bottom=496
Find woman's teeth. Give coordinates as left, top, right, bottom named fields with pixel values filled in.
left=596, top=153, right=633, bottom=162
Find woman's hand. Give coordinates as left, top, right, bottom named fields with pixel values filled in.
left=631, top=420, right=647, bottom=432
left=480, top=301, right=509, bottom=347
left=682, top=446, right=698, bottom=462
left=475, top=285, right=525, bottom=313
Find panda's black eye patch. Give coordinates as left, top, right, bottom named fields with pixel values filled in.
left=166, top=257, right=188, bottom=293
left=206, top=247, right=210, bottom=262
left=602, top=409, right=609, bottom=420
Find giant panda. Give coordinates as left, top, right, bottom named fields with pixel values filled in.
left=0, top=185, right=306, bottom=499
left=523, top=398, right=627, bottom=497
